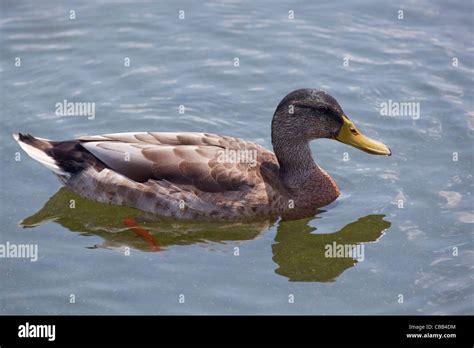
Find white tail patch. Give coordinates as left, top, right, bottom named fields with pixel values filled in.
left=13, top=134, right=69, bottom=176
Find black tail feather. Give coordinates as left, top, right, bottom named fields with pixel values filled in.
left=18, top=133, right=52, bottom=151
left=16, top=133, right=106, bottom=175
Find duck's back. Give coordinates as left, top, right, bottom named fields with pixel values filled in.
left=78, top=132, right=275, bottom=191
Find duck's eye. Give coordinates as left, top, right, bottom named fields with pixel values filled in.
left=317, top=106, right=329, bottom=113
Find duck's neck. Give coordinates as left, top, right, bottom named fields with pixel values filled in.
left=272, top=133, right=339, bottom=207
left=272, top=135, right=317, bottom=180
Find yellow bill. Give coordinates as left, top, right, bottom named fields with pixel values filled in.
left=335, top=115, right=391, bottom=156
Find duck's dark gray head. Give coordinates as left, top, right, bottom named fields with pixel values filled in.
left=272, top=88, right=391, bottom=156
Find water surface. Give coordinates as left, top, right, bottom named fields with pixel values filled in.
left=0, top=0, right=472, bottom=314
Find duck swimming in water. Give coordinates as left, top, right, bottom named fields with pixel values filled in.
left=14, top=89, right=391, bottom=220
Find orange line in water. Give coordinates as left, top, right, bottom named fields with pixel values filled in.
left=123, top=218, right=161, bottom=252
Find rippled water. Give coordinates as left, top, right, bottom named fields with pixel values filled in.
left=0, top=0, right=472, bottom=314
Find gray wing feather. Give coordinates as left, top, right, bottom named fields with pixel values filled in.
left=81, top=141, right=155, bottom=182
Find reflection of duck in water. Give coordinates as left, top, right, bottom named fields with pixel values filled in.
left=14, top=89, right=390, bottom=220
left=21, top=188, right=274, bottom=251
left=273, top=216, right=390, bottom=282
left=21, top=188, right=391, bottom=282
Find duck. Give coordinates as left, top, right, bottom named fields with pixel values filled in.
left=14, top=89, right=391, bottom=220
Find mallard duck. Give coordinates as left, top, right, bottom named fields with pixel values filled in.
left=14, top=89, right=390, bottom=220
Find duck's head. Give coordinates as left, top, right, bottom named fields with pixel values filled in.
left=272, top=88, right=391, bottom=156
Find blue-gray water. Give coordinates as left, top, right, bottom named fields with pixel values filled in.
left=0, top=0, right=472, bottom=314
